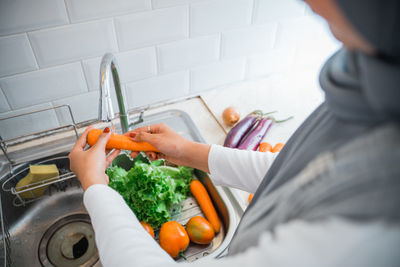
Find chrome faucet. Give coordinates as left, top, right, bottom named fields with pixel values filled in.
left=98, top=53, right=130, bottom=133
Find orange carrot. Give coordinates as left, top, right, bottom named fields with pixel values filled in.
left=87, top=129, right=159, bottom=152
left=190, top=180, right=221, bottom=233
left=271, top=142, right=284, bottom=153
left=259, top=142, right=272, bottom=152
left=248, top=193, right=254, bottom=203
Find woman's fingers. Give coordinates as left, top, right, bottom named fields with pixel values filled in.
left=123, top=123, right=167, bottom=136
left=72, top=126, right=93, bottom=152
left=124, top=126, right=148, bottom=135
left=106, top=149, right=121, bottom=166
left=93, top=129, right=111, bottom=151
left=144, top=152, right=166, bottom=161
left=131, top=131, right=154, bottom=144
left=130, top=151, right=140, bottom=158
left=147, top=152, right=157, bottom=160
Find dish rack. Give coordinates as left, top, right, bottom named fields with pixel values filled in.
left=0, top=105, right=80, bottom=266
left=1, top=104, right=80, bottom=206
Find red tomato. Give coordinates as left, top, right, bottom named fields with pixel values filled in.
left=186, top=216, right=215, bottom=245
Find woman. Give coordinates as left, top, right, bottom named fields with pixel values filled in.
left=69, top=0, right=400, bottom=266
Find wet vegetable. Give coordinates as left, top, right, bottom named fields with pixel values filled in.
left=140, top=221, right=155, bottom=238
left=186, top=216, right=215, bottom=245
left=159, top=221, right=189, bottom=259
left=87, top=128, right=158, bottom=152
left=190, top=180, right=221, bottom=233
left=223, top=110, right=263, bottom=148
left=107, top=157, right=193, bottom=228
left=222, top=107, right=240, bottom=126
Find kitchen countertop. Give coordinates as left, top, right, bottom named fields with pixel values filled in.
left=199, top=72, right=326, bottom=209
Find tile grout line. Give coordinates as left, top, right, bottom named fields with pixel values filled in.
left=250, top=0, right=257, bottom=24
left=50, top=100, right=63, bottom=127
left=80, top=60, right=91, bottom=92
left=218, top=33, right=223, bottom=61
left=0, top=87, right=13, bottom=112
left=25, top=32, right=40, bottom=70
left=0, top=60, right=85, bottom=80
left=187, top=4, right=191, bottom=38
left=63, top=0, right=72, bottom=23
left=112, top=18, right=122, bottom=52
left=155, top=45, right=161, bottom=76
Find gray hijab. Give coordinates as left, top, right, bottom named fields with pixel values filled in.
left=323, top=0, right=400, bottom=123
left=227, top=0, right=400, bottom=255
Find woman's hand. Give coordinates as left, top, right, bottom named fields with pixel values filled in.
left=69, top=126, right=121, bottom=191
left=125, top=123, right=211, bottom=173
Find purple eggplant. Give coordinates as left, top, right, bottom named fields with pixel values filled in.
left=237, top=117, right=273, bottom=151
left=223, top=110, right=263, bottom=148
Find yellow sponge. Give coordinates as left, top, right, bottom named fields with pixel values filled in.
left=16, top=164, right=59, bottom=199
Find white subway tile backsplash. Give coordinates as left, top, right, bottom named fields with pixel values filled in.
left=116, top=48, right=157, bottom=83
left=0, top=103, right=59, bottom=140
left=190, top=0, right=252, bottom=36
left=152, top=0, right=206, bottom=8
left=274, top=16, right=328, bottom=49
left=0, top=0, right=68, bottom=36
left=65, top=0, right=151, bottom=22
left=0, top=34, right=37, bottom=78
left=221, top=24, right=277, bottom=59
left=0, top=88, right=11, bottom=113
left=82, top=57, right=104, bottom=91
left=126, top=71, right=189, bottom=108
left=253, top=0, right=306, bottom=24
left=190, top=59, right=245, bottom=93
left=53, top=91, right=106, bottom=124
left=83, top=47, right=157, bottom=90
left=0, top=0, right=338, bottom=139
left=0, top=63, right=87, bottom=109
left=294, top=37, right=340, bottom=70
left=158, top=35, right=219, bottom=73
left=59, top=84, right=124, bottom=122
left=115, top=6, right=188, bottom=51
left=246, top=48, right=296, bottom=78
left=29, top=19, right=118, bottom=67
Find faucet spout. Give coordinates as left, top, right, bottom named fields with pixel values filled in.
left=99, top=53, right=130, bottom=133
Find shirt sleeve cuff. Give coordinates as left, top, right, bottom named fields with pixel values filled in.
left=83, top=184, right=123, bottom=213
left=208, top=144, right=229, bottom=186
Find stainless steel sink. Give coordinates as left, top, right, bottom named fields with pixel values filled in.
left=0, top=109, right=242, bottom=266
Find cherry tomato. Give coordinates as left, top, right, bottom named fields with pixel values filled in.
left=140, top=221, right=155, bottom=238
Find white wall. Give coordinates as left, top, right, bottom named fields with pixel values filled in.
left=0, top=0, right=339, bottom=140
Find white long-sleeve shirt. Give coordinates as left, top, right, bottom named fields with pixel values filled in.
left=84, top=145, right=400, bottom=267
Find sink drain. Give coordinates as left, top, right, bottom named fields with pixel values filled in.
left=39, top=214, right=99, bottom=267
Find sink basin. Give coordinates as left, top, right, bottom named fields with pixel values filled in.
left=0, top=109, right=241, bottom=266
left=0, top=153, right=100, bottom=267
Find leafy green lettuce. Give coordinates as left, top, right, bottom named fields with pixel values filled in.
left=107, top=157, right=193, bottom=228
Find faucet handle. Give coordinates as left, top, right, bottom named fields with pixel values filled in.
left=129, top=110, right=145, bottom=128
